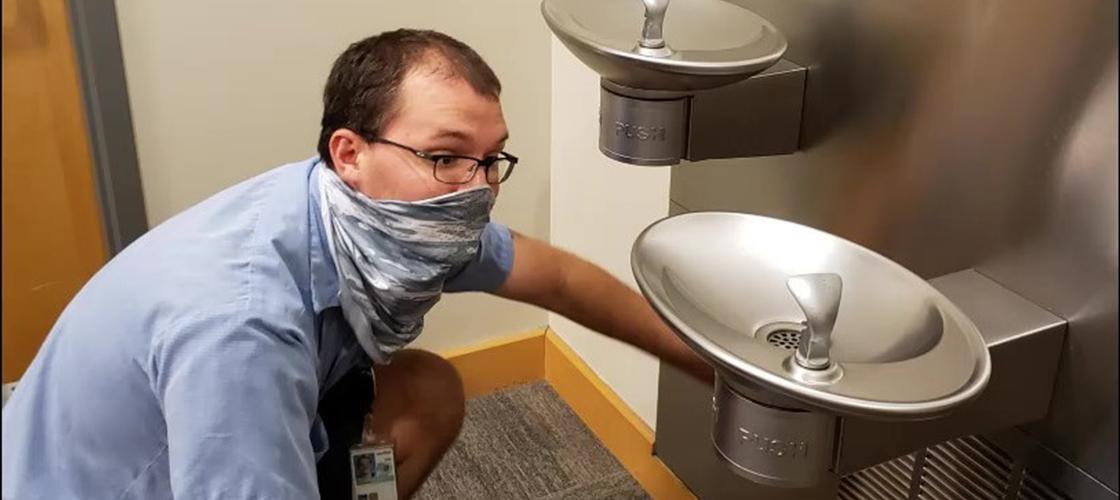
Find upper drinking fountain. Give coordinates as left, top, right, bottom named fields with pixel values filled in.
left=542, top=0, right=788, bottom=92
left=543, top=0, right=802, bottom=165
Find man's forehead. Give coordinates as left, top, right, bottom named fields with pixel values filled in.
left=397, top=66, right=494, bottom=108
left=391, top=70, right=508, bottom=145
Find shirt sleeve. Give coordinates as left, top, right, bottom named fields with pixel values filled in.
left=150, top=313, right=320, bottom=500
left=443, top=222, right=515, bottom=293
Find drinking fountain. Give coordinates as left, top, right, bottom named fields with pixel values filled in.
left=545, top=0, right=1070, bottom=492
left=542, top=0, right=806, bottom=165
left=632, top=213, right=996, bottom=487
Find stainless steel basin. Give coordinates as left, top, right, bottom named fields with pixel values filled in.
left=541, top=0, right=787, bottom=92
left=632, top=212, right=992, bottom=420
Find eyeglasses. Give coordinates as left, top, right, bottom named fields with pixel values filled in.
left=366, top=136, right=518, bottom=185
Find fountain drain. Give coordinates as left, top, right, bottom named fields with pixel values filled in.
left=755, top=321, right=805, bottom=351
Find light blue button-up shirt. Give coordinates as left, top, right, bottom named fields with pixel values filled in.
left=1, top=157, right=514, bottom=499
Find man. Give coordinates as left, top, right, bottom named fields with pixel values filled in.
left=1, top=29, right=711, bottom=499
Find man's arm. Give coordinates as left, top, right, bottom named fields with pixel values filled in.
left=494, top=231, right=714, bottom=385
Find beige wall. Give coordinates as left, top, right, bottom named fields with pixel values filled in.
left=115, top=1, right=552, bottom=352
left=548, top=39, right=672, bottom=428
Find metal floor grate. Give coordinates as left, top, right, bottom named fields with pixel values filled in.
left=838, top=435, right=1070, bottom=500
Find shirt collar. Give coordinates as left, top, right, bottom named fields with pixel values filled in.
left=307, top=158, right=341, bottom=313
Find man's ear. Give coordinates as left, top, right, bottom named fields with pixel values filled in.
left=329, top=129, right=366, bottom=184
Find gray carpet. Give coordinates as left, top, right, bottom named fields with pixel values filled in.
left=415, top=381, right=650, bottom=500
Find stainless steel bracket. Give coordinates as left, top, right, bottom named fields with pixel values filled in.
left=833, top=269, right=1067, bottom=474
left=598, top=59, right=806, bottom=166
left=686, top=59, right=806, bottom=161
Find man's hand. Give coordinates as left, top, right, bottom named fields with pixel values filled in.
left=494, top=231, right=714, bottom=385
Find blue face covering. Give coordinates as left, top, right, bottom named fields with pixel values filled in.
left=317, top=165, right=494, bottom=363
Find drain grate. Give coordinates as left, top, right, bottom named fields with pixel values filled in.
left=766, top=329, right=802, bottom=350
left=755, top=321, right=805, bottom=351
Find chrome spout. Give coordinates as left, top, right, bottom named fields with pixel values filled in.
left=639, top=0, right=669, bottom=49
left=787, top=273, right=843, bottom=370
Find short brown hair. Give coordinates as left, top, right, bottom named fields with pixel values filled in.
left=317, top=29, right=502, bottom=168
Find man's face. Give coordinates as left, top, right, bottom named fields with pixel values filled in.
left=331, top=64, right=509, bottom=203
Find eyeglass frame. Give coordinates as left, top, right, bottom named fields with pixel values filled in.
left=361, top=134, right=519, bottom=185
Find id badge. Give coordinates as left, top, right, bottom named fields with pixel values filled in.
left=350, top=443, right=398, bottom=500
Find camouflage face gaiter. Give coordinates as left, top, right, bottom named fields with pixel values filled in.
left=317, top=165, right=493, bottom=363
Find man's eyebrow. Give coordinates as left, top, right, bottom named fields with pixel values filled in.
left=430, top=129, right=472, bottom=142
left=429, top=130, right=510, bottom=150
left=492, top=133, right=510, bottom=151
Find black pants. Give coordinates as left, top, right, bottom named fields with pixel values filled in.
left=316, top=367, right=375, bottom=500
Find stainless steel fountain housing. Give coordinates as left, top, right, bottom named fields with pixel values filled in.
left=632, top=212, right=1066, bottom=489
left=542, top=0, right=806, bottom=166
left=545, top=0, right=1072, bottom=490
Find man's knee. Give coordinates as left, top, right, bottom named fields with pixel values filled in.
left=384, top=350, right=466, bottom=435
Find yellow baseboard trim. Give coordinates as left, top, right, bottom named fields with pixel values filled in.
left=543, top=329, right=695, bottom=500
left=440, top=328, right=546, bottom=399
